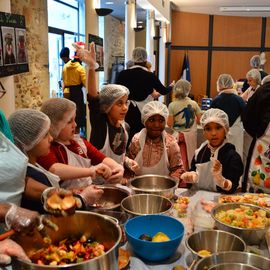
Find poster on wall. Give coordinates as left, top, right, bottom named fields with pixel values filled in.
left=0, top=12, right=29, bottom=78
left=0, top=36, right=3, bottom=66
left=88, top=34, right=104, bottom=71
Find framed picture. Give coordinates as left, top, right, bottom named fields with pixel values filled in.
left=0, top=36, right=3, bottom=66
left=88, top=34, right=104, bottom=71
left=1, top=26, right=16, bottom=65
left=15, top=28, right=27, bottom=64
left=0, top=12, right=29, bottom=78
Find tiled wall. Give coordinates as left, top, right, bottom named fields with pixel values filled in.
left=11, top=0, right=49, bottom=109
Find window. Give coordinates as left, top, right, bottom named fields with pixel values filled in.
left=47, top=0, right=85, bottom=97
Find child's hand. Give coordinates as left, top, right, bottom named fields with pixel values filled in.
left=106, top=165, right=124, bottom=184
left=73, top=42, right=97, bottom=69
left=125, top=157, right=140, bottom=174
left=92, top=163, right=112, bottom=179
left=180, top=172, right=198, bottom=183
left=211, top=159, right=222, bottom=176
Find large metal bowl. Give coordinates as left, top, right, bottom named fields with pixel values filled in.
left=129, top=174, right=178, bottom=200
left=12, top=211, right=122, bottom=270
left=186, top=230, right=246, bottom=260
left=208, top=263, right=261, bottom=270
left=194, top=251, right=270, bottom=270
left=211, top=203, right=270, bottom=245
left=89, top=185, right=130, bottom=211
left=121, top=194, right=173, bottom=216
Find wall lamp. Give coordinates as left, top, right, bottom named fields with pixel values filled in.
left=95, top=8, right=113, bottom=16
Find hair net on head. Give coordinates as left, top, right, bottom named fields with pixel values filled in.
left=99, top=84, right=130, bottom=113
left=200, top=108, right=229, bottom=133
left=141, top=101, right=169, bottom=125
left=262, top=74, right=270, bottom=85
left=250, top=55, right=261, bottom=68
left=246, top=69, right=261, bottom=84
left=8, top=109, right=50, bottom=152
left=217, top=74, right=234, bottom=92
left=41, top=98, right=76, bottom=138
left=173, top=79, right=191, bottom=99
left=132, top=47, right=147, bottom=63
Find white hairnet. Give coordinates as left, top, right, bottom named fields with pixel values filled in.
left=200, top=108, right=229, bottom=133
left=132, top=47, right=147, bottom=63
left=262, top=74, right=270, bottom=85
left=141, top=101, right=169, bottom=125
left=8, top=109, right=50, bottom=152
left=41, top=98, right=76, bottom=138
left=217, top=74, right=234, bottom=92
left=173, top=79, right=191, bottom=99
left=250, top=55, right=261, bottom=68
left=99, top=84, right=129, bottom=113
left=246, top=68, right=261, bottom=84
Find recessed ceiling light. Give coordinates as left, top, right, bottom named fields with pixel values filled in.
left=105, top=1, right=114, bottom=4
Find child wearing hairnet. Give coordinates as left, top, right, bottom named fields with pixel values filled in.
left=37, top=98, right=125, bottom=187
left=167, top=79, right=202, bottom=171
left=127, top=101, right=185, bottom=182
left=75, top=42, right=139, bottom=180
left=181, top=108, right=243, bottom=193
left=8, top=109, right=105, bottom=213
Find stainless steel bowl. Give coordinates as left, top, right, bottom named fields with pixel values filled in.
left=208, top=263, right=261, bottom=270
left=186, top=230, right=246, bottom=260
left=129, top=174, right=178, bottom=200
left=211, top=203, right=270, bottom=245
left=194, top=251, right=270, bottom=270
left=12, top=211, right=121, bottom=270
left=121, top=194, right=173, bottom=216
left=89, top=185, right=130, bottom=211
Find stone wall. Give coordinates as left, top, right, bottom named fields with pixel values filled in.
left=11, top=0, right=49, bottom=109
left=104, top=16, right=125, bottom=83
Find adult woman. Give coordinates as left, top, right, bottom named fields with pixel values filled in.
left=243, top=80, right=270, bottom=193
left=117, top=47, right=174, bottom=146
left=211, top=74, right=246, bottom=158
left=241, top=69, right=261, bottom=102
left=167, top=79, right=201, bottom=170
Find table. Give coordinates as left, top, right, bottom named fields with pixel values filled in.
left=124, top=189, right=269, bottom=270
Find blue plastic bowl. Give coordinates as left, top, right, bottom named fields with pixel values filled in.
left=125, top=214, right=184, bottom=262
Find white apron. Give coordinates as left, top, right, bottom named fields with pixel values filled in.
left=0, top=132, right=28, bottom=205
left=193, top=141, right=224, bottom=192
left=57, top=135, right=92, bottom=189
left=227, top=116, right=244, bottom=159
left=27, top=163, right=60, bottom=187
left=134, top=129, right=170, bottom=176
left=100, top=123, right=128, bottom=165
left=182, top=122, right=197, bottom=169
left=248, top=123, right=270, bottom=193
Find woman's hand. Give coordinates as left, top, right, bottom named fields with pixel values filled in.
left=79, top=185, right=104, bottom=206
left=91, top=163, right=112, bottom=180
left=180, top=171, right=198, bottom=183
left=106, top=165, right=124, bottom=184
left=0, top=239, right=30, bottom=264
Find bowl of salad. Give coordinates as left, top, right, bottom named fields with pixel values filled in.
left=211, top=203, right=270, bottom=245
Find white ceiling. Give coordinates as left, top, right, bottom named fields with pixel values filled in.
left=171, top=0, right=270, bottom=17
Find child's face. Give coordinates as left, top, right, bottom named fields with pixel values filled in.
left=57, top=110, right=77, bottom=142
left=203, top=122, right=226, bottom=147
left=28, top=132, right=53, bottom=158
left=145, top=114, right=166, bottom=140
left=108, top=95, right=129, bottom=124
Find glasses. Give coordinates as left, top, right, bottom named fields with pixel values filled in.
left=0, top=82, right=6, bottom=99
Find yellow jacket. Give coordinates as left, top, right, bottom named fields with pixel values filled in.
left=62, top=60, right=86, bottom=93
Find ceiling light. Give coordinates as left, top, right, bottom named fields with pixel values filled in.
left=105, top=1, right=114, bottom=4
left=220, top=6, right=270, bottom=12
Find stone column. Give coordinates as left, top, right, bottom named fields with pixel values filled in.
left=146, top=9, right=155, bottom=70
left=125, top=0, right=136, bottom=66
